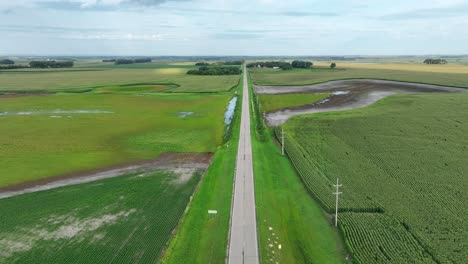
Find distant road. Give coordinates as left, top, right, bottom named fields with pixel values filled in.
left=228, top=65, right=259, bottom=264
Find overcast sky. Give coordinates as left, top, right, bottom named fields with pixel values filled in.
left=1, top=0, right=467, bottom=56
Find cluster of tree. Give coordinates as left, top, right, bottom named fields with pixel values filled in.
left=102, top=59, right=116, bottom=62
left=247, top=61, right=293, bottom=70
left=222, top=60, right=243, bottom=65
left=330, top=62, right=336, bottom=69
left=195, top=62, right=210, bottom=66
left=114, top=58, right=152, bottom=65
left=115, top=59, right=134, bottom=65
left=0, top=59, right=15, bottom=65
left=134, top=58, right=152, bottom=63
left=187, top=66, right=241, bottom=75
left=292, top=60, right=313, bottom=68
left=423, top=58, right=448, bottom=64
left=29, top=61, right=74, bottom=68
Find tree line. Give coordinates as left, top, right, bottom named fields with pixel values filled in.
left=195, top=61, right=244, bottom=66
left=29, top=61, right=74, bottom=68
left=247, top=60, right=316, bottom=70
left=0, top=59, right=75, bottom=70
left=103, top=58, right=153, bottom=65
left=423, top=59, right=448, bottom=64
left=187, top=66, right=242, bottom=75
left=247, top=61, right=293, bottom=70
left=247, top=60, right=338, bottom=70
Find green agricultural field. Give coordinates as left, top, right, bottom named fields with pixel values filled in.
left=282, top=93, right=468, bottom=263
left=0, top=66, right=240, bottom=93
left=258, top=93, right=329, bottom=112
left=0, top=169, right=200, bottom=263
left=250, top=67, right=468, bottom=88
left=250, top=74, right=345, bottom=263
left=0, top=93, right=231, bottom=187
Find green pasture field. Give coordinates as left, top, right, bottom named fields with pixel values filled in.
left=0, top=67, right=240, bottom=93
left=0, top=169, right=200, bottom=263
left=0, top=93, right=231, bottom=188
left=282, top=93, right=468, bottom=263
left=250, top=67, right=468, bottom=88
left=258, top=93, right=330, bottom=112
left=249, top=73, right=345, bottom=263
left=162, top=76, right=242, bottom=263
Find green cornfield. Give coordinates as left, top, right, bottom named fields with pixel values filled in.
left=279, top=93, right=468, bottom=263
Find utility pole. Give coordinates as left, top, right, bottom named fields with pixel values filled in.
left=281, top=127, right=285, bottom=156
left=333, top=178, right=342, bottom=227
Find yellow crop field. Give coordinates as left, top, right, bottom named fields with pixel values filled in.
left=315, top=62, right=468, bottom=74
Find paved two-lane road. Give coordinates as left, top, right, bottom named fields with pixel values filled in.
left=228, top=65, right=259, bottom=264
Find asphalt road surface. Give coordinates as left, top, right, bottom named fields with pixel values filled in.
left=228, top=65, right=259, bottom=264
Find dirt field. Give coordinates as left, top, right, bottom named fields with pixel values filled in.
left=0, top=152, right=213, bottom=199
left=254, top=79, right=468, bottom=126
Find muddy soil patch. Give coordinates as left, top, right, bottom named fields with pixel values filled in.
left=0, top=152, right=213, bottom=199
left=255, top=79, right=468, bottom=126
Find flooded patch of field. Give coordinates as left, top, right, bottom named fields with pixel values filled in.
left=0, top=153, right=212, bottom=199
left=178, top=112, right=194, bottom=118
left=255, top=79, right=468, bottom=126
left=224, top=96, right=238, bottom=125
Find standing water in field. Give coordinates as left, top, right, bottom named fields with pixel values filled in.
left=223, top=96, right=238, bottom=143
left=178, top=112, right=194, bottom=118
left=224, top=97, right=238, bottom=125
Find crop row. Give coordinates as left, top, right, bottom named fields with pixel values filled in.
left=340, top=213, right=435, bottom=264
left=0, top=170, right=201, bottom=263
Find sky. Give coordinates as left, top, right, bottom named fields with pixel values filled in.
left=1, top=0, right=468, bottom=56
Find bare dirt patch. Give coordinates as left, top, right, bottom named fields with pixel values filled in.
left=0, top=209, right=137, bottom=259
left=0, top=152, right=213, bottom=199
left=255, top=79, right=468, bottom=126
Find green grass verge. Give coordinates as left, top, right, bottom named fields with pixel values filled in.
left=0, top=169, right=200, bottom=263
left=252, top=130, right=346, bottom=264
left=161, top=74, right=242, bottom=264
left=0, top=93, right=230, bottom=187
left=283, top=93, right=468, bottom=263
left=250, top=67, right=468, bottom=88
left=249, top=73, right=345, bottom=263
left=258, top=93, right=330, bottom=112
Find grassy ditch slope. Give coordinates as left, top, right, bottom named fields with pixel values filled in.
left=0, top=170, right=200, bottom=263
left=248, top=73, right=346, bottom=263
left=161, top=74, right=242, bottom=263
left=283, top=93, right=468, bottom=263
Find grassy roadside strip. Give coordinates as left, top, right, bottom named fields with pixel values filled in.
left=248, top=71, right=265, bottom=141
left=248, top=72, right=346, bottom=263
left=161, top=75, right=243, bottom=264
